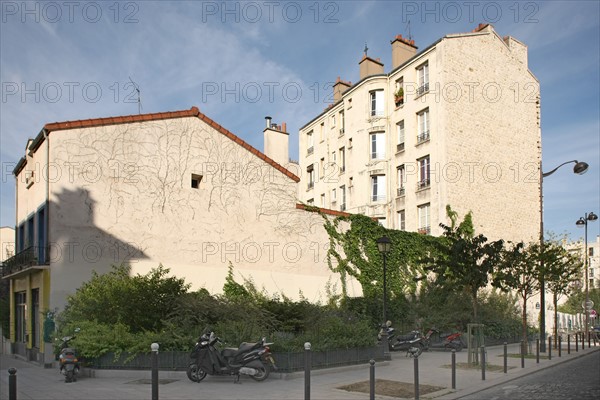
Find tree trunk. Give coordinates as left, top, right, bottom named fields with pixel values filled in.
left=472, top=289, right=478, bottom=322
left=553, top=293, right=558, bottom=350
left=521, top=294, right=528, bottom=354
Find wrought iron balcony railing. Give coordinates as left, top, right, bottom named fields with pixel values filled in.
left=1, top=246, right=46, bottom=277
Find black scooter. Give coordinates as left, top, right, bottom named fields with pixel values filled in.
left=378, top=324, right=424, bottom=357
left=57, top=328, right=81, bottom=383
left=186, top=331, right=276, bottom=383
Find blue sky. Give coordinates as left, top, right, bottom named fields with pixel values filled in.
left=1, top=1, right=598, bottom=242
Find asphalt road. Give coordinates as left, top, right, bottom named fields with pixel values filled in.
left=460, top=351, right=600, bottom=400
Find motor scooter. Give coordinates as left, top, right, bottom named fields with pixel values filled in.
left=187, top=331, right=277, bottom=383
left=57, top=328, right=81, bottom=383
left=423, top=328, right=464, bottom=351
left=389, top=330, right=425, bottom=356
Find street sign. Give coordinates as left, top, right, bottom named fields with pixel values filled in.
left=590, top=309, right=597, bottom=317
left=582, top=300, right=594, bottom=310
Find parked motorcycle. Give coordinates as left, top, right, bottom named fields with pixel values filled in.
left=390, top=329, right=425, bottom=356
left=57, top=328, right=81, bottom=383
left=186, top=331, right=276, bottom=383
left=423, top=328, right=464, bottom=352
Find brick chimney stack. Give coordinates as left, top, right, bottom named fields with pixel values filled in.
left=333, top=77, right=352, bottom=103
left=391, top=34, right=418, bottom=69
left=263, top=117, right=289, bottom=166
left=359, top=54, right=384, bottom=80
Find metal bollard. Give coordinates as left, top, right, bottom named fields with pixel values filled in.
left=503, top=342, right=507, bottom=374
left=451, top=350, right=456, bottom=389
left=151, top=343, right=159, bottom=400
left=582, top=331, right=585, bottom=350
left=369, top=360, right=375, bottom=400
left=481, top=346, right=486, bottom=381
left=588, top=331, right=591, bottom=348
left=568, top=334, right=571, bottom=354
left=520, top=340, right=525, bottom=368
left=8, top=368, right=17, bottom=400
left=559, top=336, right=562, bottom=357
left=414, top=356, right=419, bottom=400
left=536, top=338, right=540, bottom=364
left=548, top=337, right=552, bottom=360
left=576, top=333, right=579, bottom=352
left=304, top=342, right=311, bottom=400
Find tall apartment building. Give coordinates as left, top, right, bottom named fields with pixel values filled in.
left=568, top=235, right=600, bottom=290
left=299, top=24, right=541, bottom=242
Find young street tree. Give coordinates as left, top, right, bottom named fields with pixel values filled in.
left=493, top=242, right=540, bottom=351
left=544, top=241, right=583, bottom=346
left=421, top=207, right=504, bottom=322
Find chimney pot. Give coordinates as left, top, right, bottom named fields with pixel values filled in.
left=265, top=116, right=272, bottom=129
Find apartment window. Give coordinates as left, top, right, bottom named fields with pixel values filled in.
left=320, top=193, right=326, bottom=207
left=397, top=165, right=406, bottom=196
left=330, top=114, right=336, bottom=128
left=370, top=132, right=385, bottom=159
left=417, top=156, right=430, bottom=189
left=397, top=120, right=405, bottom=152
left=339, top=110, right=345, bottom=136
left=340, top=185, right=346, bottom=211
left=394, top=78, right=404, bottom=106
left=191, top=173, right=203, bottom=189
left=417, top=109, right=430, bottom=143
left=339, top=147, right=346, bottom=173
left=319, top=122, right=324, bottom=142
left=307, top=164, right=315, bottom=189
left=590, top=268, right=594, bottom=278
left=371, top=175, right=386, bottom=202
left=370, top=90, right=384, bottom=117
left=348, top=137, right=353, bottom=149
left=417, top=62, right=429, bottom=95
left=307, top=130, right=314, bottom=154
left=397, top=210, right=406, bottom=231
left=320, top=157, right=325, bottom=177
left=37, top=206, right=46, bottom=264
left=15, top=291, right=26, bottom=343
left=331, top=188, right=337, bottom=203
left=307, top=198, right=314, bottom=205
left=349, top=176, right=354, bottom=188
left=378, top=218, right=388, bottom=228
left=418, top=203, right=430, bottom=234
left=589, top=247, right=594, bottom=257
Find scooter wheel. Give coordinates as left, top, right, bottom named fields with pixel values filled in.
left=249, top=362, right=270, bottom=382
left=186, top=363, right=207, bottom=383
left=65, top=370, right=74, bottom=383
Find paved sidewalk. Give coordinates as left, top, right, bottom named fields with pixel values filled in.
left=1, top=342, right=598, bottom=400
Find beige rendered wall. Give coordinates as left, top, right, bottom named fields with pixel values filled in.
left=439, top=30, right=540, bottom=242
left=40, top=116, right=357, bottom=311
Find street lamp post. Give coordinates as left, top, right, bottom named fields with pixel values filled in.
left=377, top=236, right=392, bottom=359
left=539, top=160, right=588, bottom=352
left=576, top=212, right=598, bottom=342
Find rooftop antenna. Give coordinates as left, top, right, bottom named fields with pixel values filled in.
left=128, top=76, right=142, bottom=114
left=364, top=42, right=369, bottom=56
left=406, top=20, right=413, bottom=41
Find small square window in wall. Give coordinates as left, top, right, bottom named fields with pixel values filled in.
left=191, top=174, right=203, bottom=189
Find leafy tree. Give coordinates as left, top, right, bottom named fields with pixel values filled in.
left=421, top=206, right=504, bottom=321
left=543, top=241, right=583, bottom=345
left=493, top=242, right=540, bottom=349
left=558, top=288, right=600, bottom=316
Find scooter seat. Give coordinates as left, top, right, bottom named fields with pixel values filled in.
left=236, top=342, right=258, bottom=354
left=397, top=334, right=417, bottom=341
left=222, top=348, right=238, bottom=358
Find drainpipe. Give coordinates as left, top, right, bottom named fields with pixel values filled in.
left=43, top=128, right=49, bottom=265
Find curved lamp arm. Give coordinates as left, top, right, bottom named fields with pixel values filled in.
left=542, top=160, right=588, bottom=178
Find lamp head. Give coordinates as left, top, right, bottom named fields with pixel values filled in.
left=377, top=236, right=392, bottom=254
left=588, top=212, right=598, bottom=221
left=573, top=161, right=589, bottom=175
left=576, top=218, right=586, bottom=227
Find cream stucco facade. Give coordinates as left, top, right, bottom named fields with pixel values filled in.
left=299, top=24, right=541, bottom=243
left=3, top=107, right=358, bottom=362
